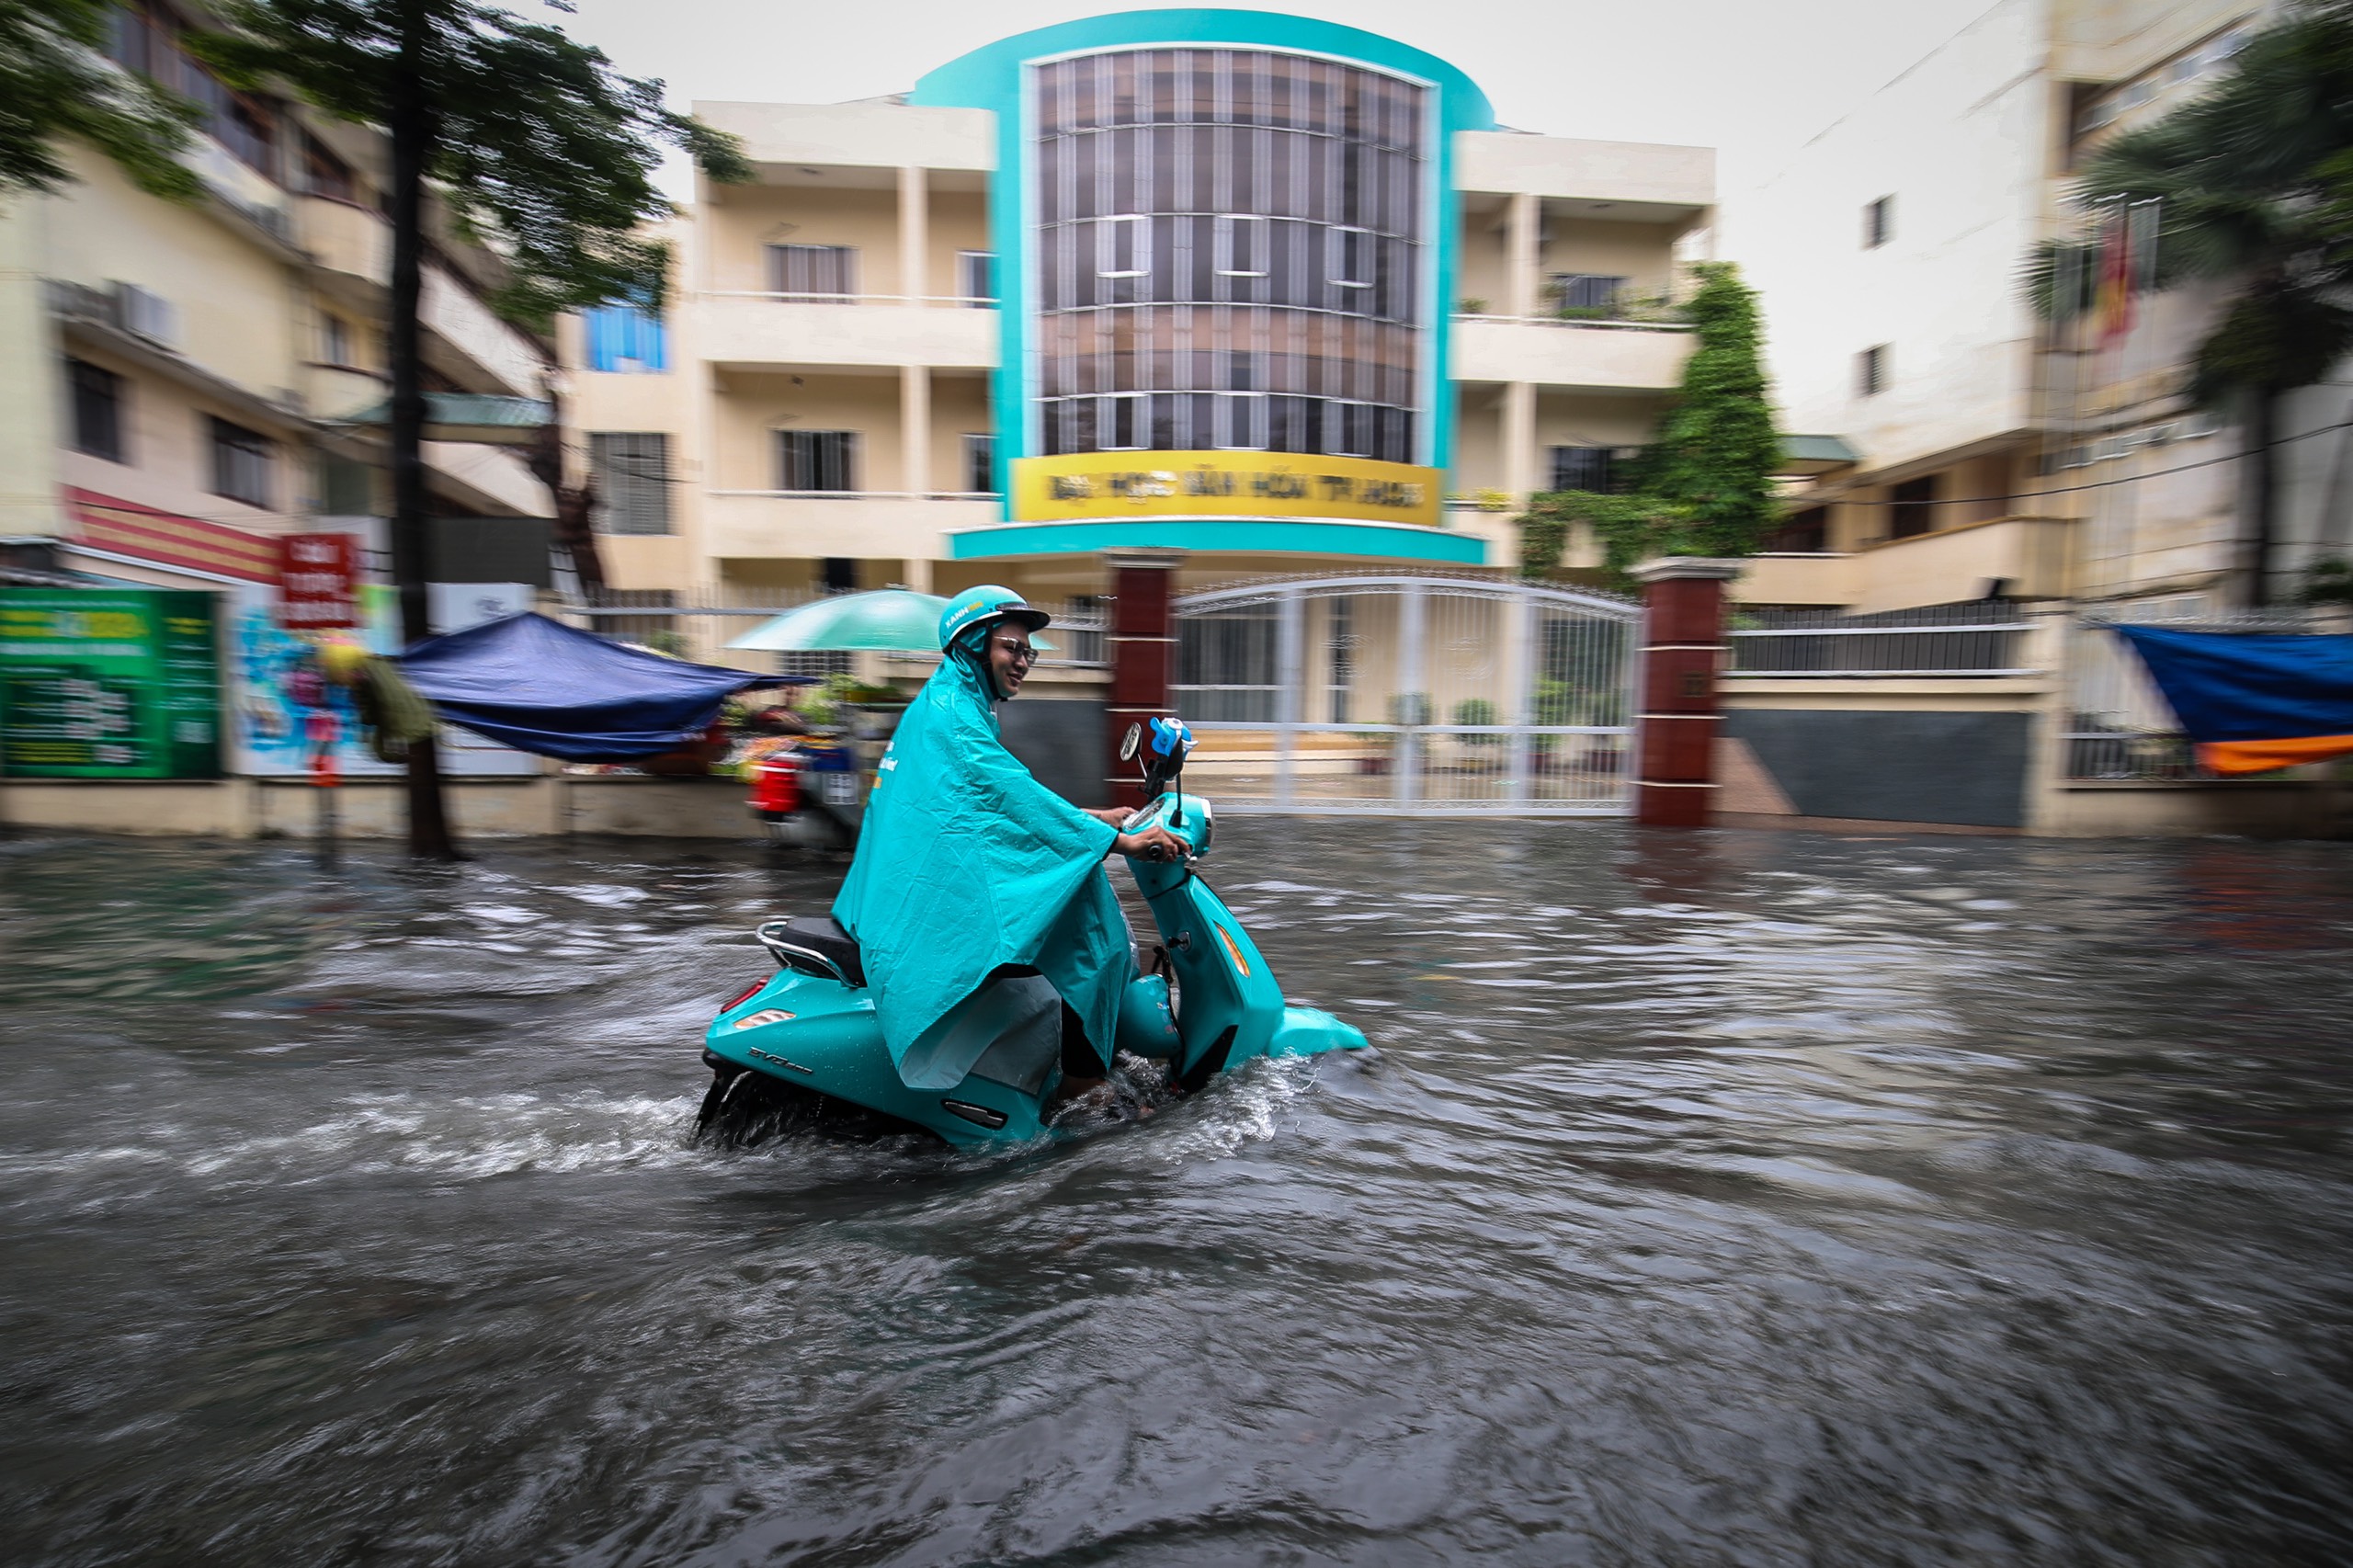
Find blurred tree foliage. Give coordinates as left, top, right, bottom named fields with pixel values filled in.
left=1, top=0, right=202, bottom=199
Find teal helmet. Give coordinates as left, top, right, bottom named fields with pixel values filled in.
left=938, top=585, right=1051, bottom=653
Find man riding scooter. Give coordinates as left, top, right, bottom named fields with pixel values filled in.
left=831, top=586, right=1185, bottom=1101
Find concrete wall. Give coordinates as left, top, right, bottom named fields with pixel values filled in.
left=1731, top=0, right=2049, bottom=474
left=694, top=102, right=996, bottom=174
left=39, top=149, right=304, bottom=399
left=1453, top=132, right=1715, bottom=207
left=705, top=185, right=904, bottom=297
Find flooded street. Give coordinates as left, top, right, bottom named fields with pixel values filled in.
left=3, top=822, right=2350, bottom=1566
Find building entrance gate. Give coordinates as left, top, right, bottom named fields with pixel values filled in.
left=1171, top=574, right=1641, bottom=815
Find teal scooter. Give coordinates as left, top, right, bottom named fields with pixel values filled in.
left=696, top=715, right=1367, bottom=1149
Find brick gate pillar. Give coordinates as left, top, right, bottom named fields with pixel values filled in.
left=1629, top=557, right=1742, bottom=828
left=1102, top=549, right=1187, bottom=807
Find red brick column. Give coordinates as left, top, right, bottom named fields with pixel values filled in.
left=1103, top=549, right=1186, bottom=807
left=1630, top=557, right=1742, bottom=828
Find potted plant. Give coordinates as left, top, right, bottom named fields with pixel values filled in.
left=1452, top=697, right=1502, bottom=773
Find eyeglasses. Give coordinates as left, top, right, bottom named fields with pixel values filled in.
left=991, top=638, right=1038, bottom=666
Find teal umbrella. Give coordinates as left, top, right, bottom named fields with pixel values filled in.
left=727, top=589, right=1054, bottom=653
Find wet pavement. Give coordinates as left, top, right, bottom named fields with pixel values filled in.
left=1, top=822, right=2350, bottom=1566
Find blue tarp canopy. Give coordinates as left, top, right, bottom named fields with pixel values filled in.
left=2109, top=623, right=2353, bottom=774
left=398, top=612, right=785, bottom=761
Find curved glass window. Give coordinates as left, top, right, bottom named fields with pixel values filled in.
left=1031, top=48, right=1428, bottom=463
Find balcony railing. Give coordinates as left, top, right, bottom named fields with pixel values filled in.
left=1728, top=601, right=2036, bottom=677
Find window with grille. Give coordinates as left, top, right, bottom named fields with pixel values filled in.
left=1858, top=344, right=1888, bottom=397
left=962, top=433, right=995, bottom=494
left=1062, top=595, right=1107, bottom=665
left=208, top=416, right=271, bottom=507
left=1864, top=195, right=1893, bottom=248
left=957, top=251, right=995, bottom=305
left=1889, top=475, right=1938, bottom=540
left=767, top=244, right=858, bottom=301
left=778, top=430, right=857, bottom=492
left=70, top=360, right=125, bottom=463
left=588, top=432, right=673, bottom=534
left=320, top=313, right=353, bottom=368
left=1548, top=274, right=1627, bottom=314
left=777, top=650, right=854, bottom=679
left=1763, top=506, right=1829, bottom=552
left=1548, top=446, right=1619, bottom=494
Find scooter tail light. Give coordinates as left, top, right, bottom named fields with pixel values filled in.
left=722, top=979, right=766, bottom=1011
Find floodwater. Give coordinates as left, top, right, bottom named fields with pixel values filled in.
left=2, top=823, right=2350, bottom=1567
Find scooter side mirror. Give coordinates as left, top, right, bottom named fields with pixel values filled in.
left=1120, top=722, right=1142, bottom=764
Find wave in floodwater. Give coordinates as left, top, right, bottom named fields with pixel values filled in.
left=2, top=825, right=2351, bottom=1567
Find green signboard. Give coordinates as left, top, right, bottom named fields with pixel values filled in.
left=0, top=589, right=222, bottom=778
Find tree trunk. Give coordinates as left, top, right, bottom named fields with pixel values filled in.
left=388, top=0, right=456, bottom=858
left=529, top=384, right=605, bottom=599
left=2246, top=388, right=2278, bottom=608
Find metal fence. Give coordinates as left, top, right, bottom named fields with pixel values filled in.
left=1727, top=601, right=2035, bottom=676
left=1173, top=573, right=1640, bottom=815
left=2066, top=598, right=2317, bottom=779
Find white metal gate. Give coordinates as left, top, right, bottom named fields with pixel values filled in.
left=1172, top=573, right=1641, bottom=815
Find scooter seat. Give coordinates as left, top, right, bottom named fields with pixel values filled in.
left=758, top=915, right=867, bottom=987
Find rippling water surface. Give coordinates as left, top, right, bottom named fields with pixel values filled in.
left=3, top=823, right=2351, bottom=1566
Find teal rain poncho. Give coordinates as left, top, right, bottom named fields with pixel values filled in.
left=831, top=640, right=1127, bottom=1090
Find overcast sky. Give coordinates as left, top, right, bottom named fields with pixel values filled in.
left=551, top=0, right=2001, bottom=214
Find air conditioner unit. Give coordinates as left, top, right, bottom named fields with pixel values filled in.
left=110, top=282, right=179, bottom=348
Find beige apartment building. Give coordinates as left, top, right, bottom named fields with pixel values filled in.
left=559, top=11, right=1716, bottom=659
left=1733, top=0, right=2343, bottom=617
left=0, top=0, right=553, bottom=597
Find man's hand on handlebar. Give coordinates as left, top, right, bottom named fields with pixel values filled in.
left=1113, top=824, right=1187, bottom=863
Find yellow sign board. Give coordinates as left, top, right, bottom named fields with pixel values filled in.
left=1011, top=451, right=1442, bottom=528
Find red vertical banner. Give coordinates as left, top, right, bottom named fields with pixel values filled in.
left=278, top=533, right=359, bottom=630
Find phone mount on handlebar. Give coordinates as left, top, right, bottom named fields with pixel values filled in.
left=1119, top=716, right=1195, bottom=826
